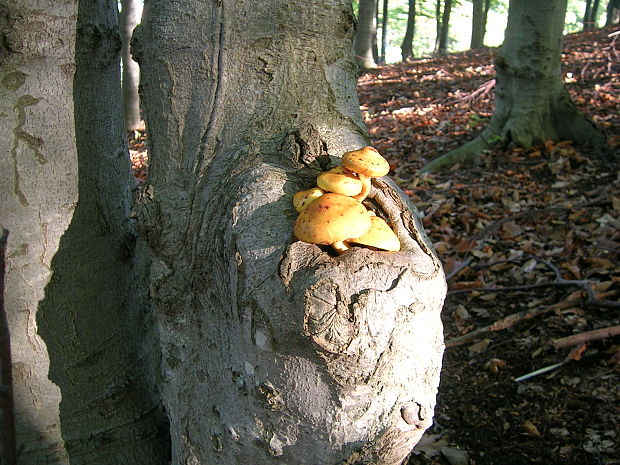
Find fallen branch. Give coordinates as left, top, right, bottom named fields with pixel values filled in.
left=445, top=257, right=473, bottom=281
left=450, top=79, right=496, bottom=106
left=448, top=259, right=619, bottom=309
left=445, top=301, right=575, bottom=348
left=553, top=325, right=620, bottom=349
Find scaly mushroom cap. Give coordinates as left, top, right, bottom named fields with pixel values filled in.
left=294, top=193, right=371, bottom=245
left=346, top=216, right=401, bottom=251
left=342, top=146, right=390, bottom=178
left=293, top=187, right=325, bottom=212
left=316, top=167, right=363, bottom=197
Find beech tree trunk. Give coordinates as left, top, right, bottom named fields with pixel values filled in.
left=355, top=0, right=380, bottom=69
left=401, top=0, right=417, bottom=61
left=119, top=0, right=142, bottom=130
left=133, top=1, right=445, bottom=464
left=0, top=0, right=169, bottom=464
left=436, top=0, right=453, bottom=55
left=606, top=0, right=620, bottom=26
left=379, top=0, right=389, bottom=64
left=470, top=0, right=486, bottom=49
left=423, top=0, right=605, bottom=172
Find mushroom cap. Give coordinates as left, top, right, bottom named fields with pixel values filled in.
left=346, top=216, right=401, bottom=251
left=316, top=167, right=363, bottom=197
left=342, top=146, right=390, bottom=177
left=293, top=187, right=325, bottom=212
left=294, top=193, right=372, bottom=245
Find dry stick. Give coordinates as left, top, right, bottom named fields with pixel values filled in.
left=446, top=258, right=619, bottom=348
left=445, top=300, right=575, bottom=348
left=445, top=256, right=474, bottom=281
left=554, top=325, right=620, bottom=349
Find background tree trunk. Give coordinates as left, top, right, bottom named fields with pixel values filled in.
left=379, top=0, right=389, bottom=64
left=470, top=0, right=486, bottom=49
left=0, top=0, right=169, bottom=464
left=134, top=0, right=446, bottom=464
left=423, top=0, right=605, bottom=172
left=583, top=0, right=601, bottom=30
left=437, top=0, right=453, bottom=55
left=605, top=0, right=620, bottom=25
left=583, top=0, right=593, bottom=30
left=401, top=0, right=417, bottom=61
left=119, top=0, right=142, bottom=130
left=355, top=0, right=379, bottom=69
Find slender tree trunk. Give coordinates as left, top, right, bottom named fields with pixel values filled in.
left=606, top=0, right=620, bottom=25
left=0, top=0, right=169, bottom=464
left=119, top=0, right=142, bottom=130
left=471, top=0, right=486, bottom=48
left=434, top=0, right=442, bottom=53
left=583, top=0, right=593, bottom=30
left=423, top=0, right=605, bottom=172
left=134, top=0, right=445, bottom=464
left=355, top=0, right=379, bottom=69
left=437, top=0, right=453, bottom=55
left=380, top=0, right=389, bottom=64
left=401, top=0, right=417, bottom=61
left=592, top=0, right=601, bottom=26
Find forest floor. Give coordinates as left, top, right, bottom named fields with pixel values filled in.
left=129, top=26, right=620, bottom=465
left=355, top=27, right=620, bottom=465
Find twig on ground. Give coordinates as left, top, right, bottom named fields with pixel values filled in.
left=445, top=257, right=474, bottom=281
left=450, top=79, right=496, bottom=106
left=445, top=301, right=574, bottom=348
left=449, top=258, right=619, bottom=309
left=554, top=325, right=620, bottom=349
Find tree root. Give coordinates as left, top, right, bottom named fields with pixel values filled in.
left=420, top=121, right=504, bottom=173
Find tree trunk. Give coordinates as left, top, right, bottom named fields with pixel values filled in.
left=380, top=0, right=389, bottom=64
left=437, top=0, right=453, bottom=55
left=134, top=1, right=446, bottom=464
left=0, top=0, right=169, bottom=464
left=422, top=0, right=605, bottom=172
left=606, top=0, right=620, bottom=25
left=592, top=0, right=601, bottom=26
left=471, top=0, right=486, bottom=48
left=583, top=0, right=593, bottom=30
left=0, top=2, right=76, bottom=462
left=0, top=228, right=17, bottom=465
left=355, top=0, right=379, bottom=69
left=119, top=0, right=142, bottom=130
left=401, top=0, right=417, bottom=61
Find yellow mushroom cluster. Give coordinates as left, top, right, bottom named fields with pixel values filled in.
left=292, top=146, right=401, bottom=254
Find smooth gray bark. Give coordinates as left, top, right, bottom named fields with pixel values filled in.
left=0, top=2, right=76, bottom=462
left=1, top=0, right=169, bottom=464
left=355, top=0, right=379, bottom=69
left=423, top=0, right=605, bottom=172
left=119, top=0, right=142, bottom=130
left=134, top=0, right=445, bottom=464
